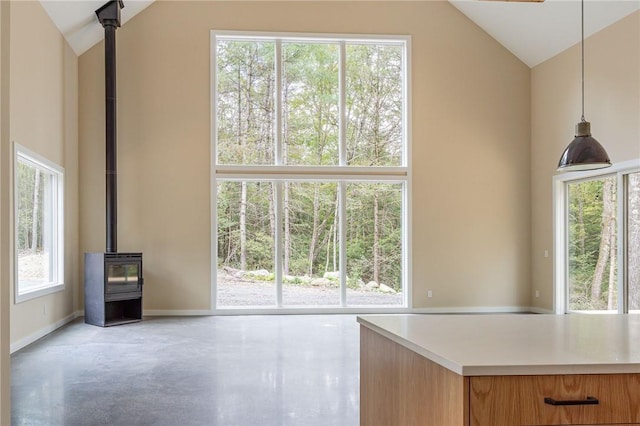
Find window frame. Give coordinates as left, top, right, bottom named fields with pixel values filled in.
left=554, top=158, right=640, bottom=314
left=13, top=143, right=65, bottom=303
left=210, top=31, right=412, bottom=312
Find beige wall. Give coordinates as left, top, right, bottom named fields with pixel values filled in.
left=531, top=11, right=640, bottom=311
left=0, top=1, right=11, bottom=422
left=79, top=1, right=531, bottom=311
left=8, top=2, right=79, bottom=343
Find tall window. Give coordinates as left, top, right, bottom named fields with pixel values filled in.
left=14, top=144, right=64, bottom=302
left=555, top=161, right=640, bottom=313
left=212, top=32, right=410, bottom=309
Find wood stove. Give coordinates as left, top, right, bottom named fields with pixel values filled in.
left=84, top=0, right=143, bottom=327
left=85, top=252, right=142, bottom=326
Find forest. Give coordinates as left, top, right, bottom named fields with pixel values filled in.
left=15, top=156, right=55, bottom=288
left=567, top=173, right=640, bottom=311
left=215, top=38, right=405, bottom=297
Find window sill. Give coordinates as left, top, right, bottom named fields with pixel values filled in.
left=15, top=283, right=65, bottom=304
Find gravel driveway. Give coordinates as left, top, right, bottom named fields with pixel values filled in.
left=217, top=272, right=403, bottom=307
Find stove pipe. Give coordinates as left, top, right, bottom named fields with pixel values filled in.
left=96, top=0, right=124, bottom=253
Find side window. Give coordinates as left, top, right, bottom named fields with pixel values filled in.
left=556, top=163, right=640, bottom=313
left=14, top=145, right=64, bottom=302
left=566, top=176, right=617, bottom=311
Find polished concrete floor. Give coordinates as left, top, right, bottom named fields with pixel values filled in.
left=11, top=315, right=360, bottom=426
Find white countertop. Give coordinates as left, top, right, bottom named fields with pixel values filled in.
left=357, top=314, right=640, bottom=376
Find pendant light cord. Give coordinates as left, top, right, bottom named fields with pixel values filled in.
left=581, top=0, right=585, bottom=122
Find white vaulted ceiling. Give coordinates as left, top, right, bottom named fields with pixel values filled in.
left=449, top=0, right=640, bottom=67
left=39, top=0, right=640, bottom=67
left=39, top=0, right=154, bottom=56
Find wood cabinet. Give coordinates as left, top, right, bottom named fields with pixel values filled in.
left=360, top=326, right=640, bottom=426
left=470, top=374, right=640, bottom=425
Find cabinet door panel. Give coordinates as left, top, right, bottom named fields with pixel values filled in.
left=470, top=374, right=640, bottom=425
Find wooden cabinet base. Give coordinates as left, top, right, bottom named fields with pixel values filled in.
left=470, top=374, right=640, bottom=425
left=360, top=326, right=469, bottom=425
left=360, top=325, right=640, bottom=426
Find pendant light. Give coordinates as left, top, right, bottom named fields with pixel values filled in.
left=557, top=0, right=611, bottom=172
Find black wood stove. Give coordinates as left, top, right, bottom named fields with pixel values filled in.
left=84, top=0, right=143, bottom=327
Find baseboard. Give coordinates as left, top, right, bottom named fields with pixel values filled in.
left=10, top=311, right=81, bottom=354
left=528, top=306, right=555, bottom=314
left=409, top=306, right=535, bottom=314
left=211, top=305, right=536, bottom=315
left=143, top=310, right=213, bottom=316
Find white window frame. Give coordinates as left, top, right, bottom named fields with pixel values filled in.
left=210, top=31, right=412, bottom=313
left=14, top=143, right=65, bottom=303
left=553, top=158, right=640, bottom=314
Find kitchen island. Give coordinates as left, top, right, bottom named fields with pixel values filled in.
left=358, top=314, right=640, bottom=425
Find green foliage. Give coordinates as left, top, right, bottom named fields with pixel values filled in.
left=283, top=42, right=339, bottom=166
left=567, top=177, right=616, bottom=310
left=217, top=40, right=275, bottom=165
left=346, top=44, right=403, bottom=167
left=245, top=232, right=274, bottom=271
left=244, top=270, right=275, bottom=281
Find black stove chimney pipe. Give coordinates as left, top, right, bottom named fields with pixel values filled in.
left=96, top=0, right=123, bottom=253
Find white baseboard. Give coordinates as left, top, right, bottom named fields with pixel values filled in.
left=10, top=311, right=81, bottom=354
left=410, top=306, right=535, bottom=314
left=210, top=305, right=537, bottom=315
left=143, top=310, right=213, bottom=316
left=528, top=306, right=555, bottom=314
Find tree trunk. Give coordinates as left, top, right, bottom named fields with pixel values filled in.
left=307, top=183, right=321, bottom=276
left=607, top=216, right=617, bottom=310
left=237, top=61, right=252, bottom=272
left=373, top=190, right=380, bottom=284
left=591, top=179, right=615, bottom=304
left=577, top=188, right=586, bottom=256
left=240, top=181, right=247, bottom=271
left=284, top=183, right=290, bottom=276
left=282, top=63, right=291, bottom=276
left=332, top=190, right=339, bottom=272
left=268, top=183, right=275, bottom=250
left=30, top=169, right=41, bottom=252
left=325, top=224, right=332, bottom=274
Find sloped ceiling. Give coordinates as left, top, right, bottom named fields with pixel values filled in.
left=39, top=0, right=640, bottom=67
left=39, top=0, right=154, bottom=56
left=450, top=0, right=640, bottom=67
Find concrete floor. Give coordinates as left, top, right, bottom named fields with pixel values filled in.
left=11, top=315, right=360, bottom=426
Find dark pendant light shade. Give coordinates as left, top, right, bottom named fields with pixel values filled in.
left=556, top=0, right=612, bottom=172
left=557, top=121, right=611, bottom=171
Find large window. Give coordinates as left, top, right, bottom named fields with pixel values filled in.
left=14, top=144, right=64, bottom=302
left=555, top=160, right=640, bottom=313
left=212, top=32, right=410, bottom=309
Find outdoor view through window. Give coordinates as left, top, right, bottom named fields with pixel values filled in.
left=15, top=146, right=63, bottom=301
left=567, top=171, right=640, bottom=312
left=213, top=33, right=408, bottom=308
